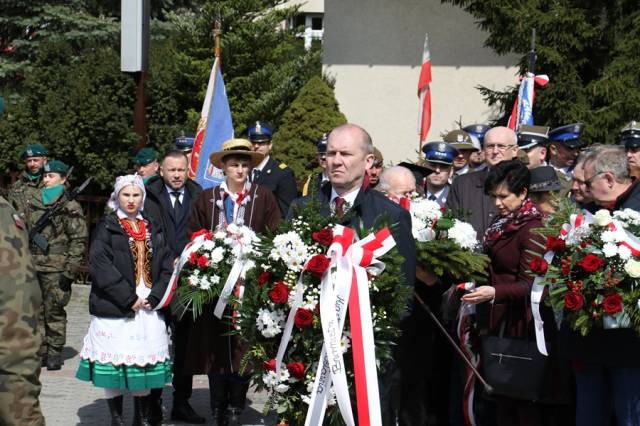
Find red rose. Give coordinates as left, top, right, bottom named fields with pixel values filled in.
left=564, top=292, right=585, bottom=312
left=269, top=282, right=290, bottom=304
left=306, top=254, right=331, bottom=278
left=578, top=254, right=605, bottom=273
left=191, top=228, right=213, bottom=241
left=263, top=358, right=276, bottom=371
left=294, top=308, right=314, bottom=328
left=257, top=271, right=271, bottom=287
left=286, top=361, right=305, bottom=379
left=602, top=293, right=624, bottom=315
left=197, top=255, right=209, bottom=268
left=530, top=256, right=549, bottom=275
left=188, top=251, right=199, bottom=265
left=312, top=228, right=334, bottom=247
left=545, top=236, right=566, bottom=253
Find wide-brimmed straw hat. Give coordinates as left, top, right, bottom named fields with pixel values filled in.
left=209, top=138, right=264, bottom=169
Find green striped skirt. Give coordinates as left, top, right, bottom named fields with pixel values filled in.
left=76, top=358, right=172, bottom=391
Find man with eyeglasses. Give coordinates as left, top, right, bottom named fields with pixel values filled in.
left=619, top=120, right=640, bottom=179
left=548, top=123, right=585, bottom=178
left=446, top=126, right=519, bottom=234
left=562, top=143, right=640, bottom=426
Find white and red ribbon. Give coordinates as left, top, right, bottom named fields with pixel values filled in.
left=305, top=225, right=395, bottom=426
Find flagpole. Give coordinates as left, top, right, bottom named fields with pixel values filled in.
left=214, top=11, right=221, bottom=59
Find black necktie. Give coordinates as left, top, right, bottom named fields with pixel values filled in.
left=171, top=191, right=182, bottom=217
left=252, top=169, right=261, bottom=183
left=334, top=197, right=345, bottom=218
left=428, top=194, right=437, bottom=201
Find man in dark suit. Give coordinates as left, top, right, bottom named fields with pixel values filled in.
left=144, top=150, right=204, bottom=425
left=446, top=126, right=519, bottom=236
left=247, top=121, right=297, bottom=215
left=289, top=123, right=415, bottom=425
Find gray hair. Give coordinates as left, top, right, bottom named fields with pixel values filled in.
left=583, top=145, right=629, bottom=182
left=378, top=166, right=416, bottom=193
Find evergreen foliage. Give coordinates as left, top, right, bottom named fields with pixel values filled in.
left=444, top=0, right=640, bottom=144
left=271, top=76, right=346, bottom=180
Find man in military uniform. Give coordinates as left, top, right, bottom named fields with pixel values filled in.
left=7, top=144, right=48, bottom=217
left=25, top=160, right=87, bottom=370
left=247, top=121, right=297, bottom=215
left=367, top=147, right=385, bottom=188
left=517, top=125, right=550, bottom=168
left=302, top=133, right=330, bottom=197
left=134, top=147, right=160, bottom=184
left=620, top=120, right=640, bottom=179
left=422, top=141, right=457, bottom=207
left=445, top=129, right=479, bottom=178
left=175, top=133, right=195, bottom=170
left=464, top=124, right=490, bottom=171
left=0, top=196, right=45, bottom=426
left=548, top=123, right=585, bottom=178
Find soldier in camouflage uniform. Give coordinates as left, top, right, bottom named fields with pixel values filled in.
left=25, top=160, right=87, bottom=371
left=7, top=144, right=48, bottom=218
left=0, top=196, right=45, bottom=426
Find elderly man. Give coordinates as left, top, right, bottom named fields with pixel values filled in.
left=446, top=126, right=519, bottom=235
left=289, top=123, right=415, bottom=426
left=563, top=144, right=640, bottom=425
left=377, top=166, right=416, bottom=204
left=570, top=151, right=597, bottom=212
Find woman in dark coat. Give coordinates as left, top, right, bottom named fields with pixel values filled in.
left=461, top=160, right=567, bottom=426
left=76, top=174, right=175, bottom=426
left=186, top=138, right=282, bottom=425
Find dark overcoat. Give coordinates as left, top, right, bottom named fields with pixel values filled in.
left=446, top=169, right=499, bottom=236
left=252, top=156, right=297, bottom=216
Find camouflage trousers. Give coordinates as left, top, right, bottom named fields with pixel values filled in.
left=37, top=271, right=71, bottom=357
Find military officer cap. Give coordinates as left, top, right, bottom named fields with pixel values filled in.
left=317, top=133, right=328, bottom=154
left=175, top=133, right=195, bottom=152
left=133, top=147, right=158, bottom=166
left=444, top=129, right=478, bottom=152
left=248, top=121, right=274, bottom=143
left=529, top=165, right=562, bottom=192
left=22, top=143, right=48, bottom=159
left=43, top=159, right=70, bottom=176
left=422, top=141, right=458, bottom=166
left=619, top=121, right=640, bottom=149
left=462, top=124, right=490, bottom=146
left=517, top=125, right=550, bottom=150
left=549, top=123, right=585, bottom=149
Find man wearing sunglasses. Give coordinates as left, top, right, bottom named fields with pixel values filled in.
left=619, top=120, right=640, bottom=179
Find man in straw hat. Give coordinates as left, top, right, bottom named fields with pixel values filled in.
left=187, top=138, right=281, bottom=426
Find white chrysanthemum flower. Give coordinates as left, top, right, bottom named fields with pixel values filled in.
left=269, top=232, right=312, bottom=272
left=618, top=245, right=632, bottom=260
left=256, top=308, right=286, bottom=338
left=603, top=243, right=618, bottom=258
left=209, top=246, right=225, bottom=264
left=448, top=219, right=479, bottom=250
left=214, top=231, right=226, bottom=240
left=202, top=240, right=216, bottom=251
left=601, top=230, right=617, bottom=243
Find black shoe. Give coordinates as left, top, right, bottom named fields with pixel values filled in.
left=133, top=396, right=152, bottom=426
left=171, top=400, right=205, bottom=424
left=227, top=407, right=242, bottom=426
left=46, top=354, right=62, bottom=371
left=212, top=408, right=228, bottom=426
left=146, top=392, right=163, bottom=426
left=106, top=396, right=125, bottom=426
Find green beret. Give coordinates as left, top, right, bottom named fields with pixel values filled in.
left=22, top=144, right=48, bottom=159
left=133, top=147, right=158, bottom=166
left=43, top=160, right=70, bottom=175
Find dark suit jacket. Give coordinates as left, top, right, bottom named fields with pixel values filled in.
left=253, top=156, right=297, bottom=216
left=144, top=176, right=203, bottom=258
left=288, top=184, right=416, bottom=289
left=446, top=169, right=499, bottom=236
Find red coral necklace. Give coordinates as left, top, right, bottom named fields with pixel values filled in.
left=120, top=218, right=147, bottom=241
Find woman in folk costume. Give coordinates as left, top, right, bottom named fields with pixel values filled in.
left=187, top=138, right=282, bottom=426
left=76, top=174, right=175, bottom=426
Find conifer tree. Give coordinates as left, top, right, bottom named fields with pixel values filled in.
left=445, top=0, right=640, bottom=143
left=272, top=76, right=347, bottom=180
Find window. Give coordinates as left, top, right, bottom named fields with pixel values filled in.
left=311, top=17, right=323, bottom=30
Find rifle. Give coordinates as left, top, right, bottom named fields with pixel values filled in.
left=29, top=176, right=92, bottom=254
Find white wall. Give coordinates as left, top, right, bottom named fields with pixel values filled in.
left=323, top=0, right=519, bottom=164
